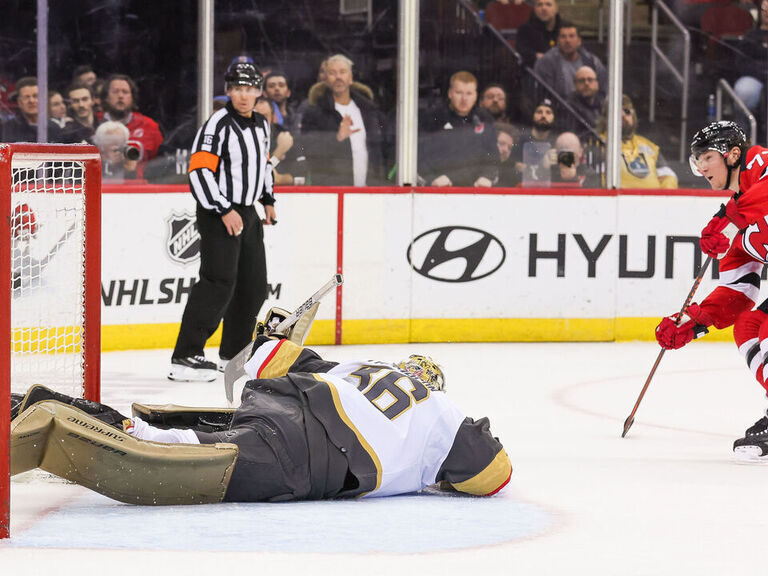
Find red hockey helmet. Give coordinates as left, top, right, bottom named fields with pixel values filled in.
left=11, top=203, right=37, bottom=239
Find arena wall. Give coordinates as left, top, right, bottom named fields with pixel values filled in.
left=100, top=184, right=734, bottom=350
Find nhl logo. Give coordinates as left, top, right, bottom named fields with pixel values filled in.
left=166, top=211, right=201, bottom=264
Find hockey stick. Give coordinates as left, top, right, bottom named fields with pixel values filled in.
left=621, top=256, right=713, bottom=438
left=12, top=221, right=79, bottom=290
left=224, top=273, right=343, bottom=404
left=42, top=220, right=79, bottom=265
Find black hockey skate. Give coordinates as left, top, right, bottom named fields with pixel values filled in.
left=733, top=411, right=768, bottom=462
left=16, top=385, right=128, bottom=429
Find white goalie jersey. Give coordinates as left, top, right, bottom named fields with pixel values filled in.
left=245, top=338, right=511, bottom=497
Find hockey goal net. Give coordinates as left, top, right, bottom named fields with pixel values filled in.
left=0, top=143, right=102, bottom=539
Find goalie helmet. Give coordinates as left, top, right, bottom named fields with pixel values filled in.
left=11, top=203, right=37, bottom=239
left=224, top=60, right=263, bottom=90
left=398, top=355, right=446, bottom=391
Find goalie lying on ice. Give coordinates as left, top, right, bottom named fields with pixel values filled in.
left=10, top=338, right=512, bottom=504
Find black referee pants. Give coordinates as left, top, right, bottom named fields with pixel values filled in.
left=173, top=203, right=268, bottom=360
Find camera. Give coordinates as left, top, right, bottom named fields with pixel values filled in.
left=121, top=142, right=141, bottom=161
left=557, top=151, right=575, bottom=167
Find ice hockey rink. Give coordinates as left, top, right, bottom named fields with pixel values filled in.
left=3, top=340, right=768, bottom=575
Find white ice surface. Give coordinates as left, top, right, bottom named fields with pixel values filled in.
left=2, top=341, right=767, bottom=575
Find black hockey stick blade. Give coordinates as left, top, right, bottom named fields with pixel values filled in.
left=621, top=255, right=712, bottom=438
left=223, top=273, right=343, bottom=404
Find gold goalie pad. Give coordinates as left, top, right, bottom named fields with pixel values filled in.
left=265, top=302, right=320, bottom=346
left=11, top=400, right=238, bottom=505
left=287, top=301, right=320, bottom=346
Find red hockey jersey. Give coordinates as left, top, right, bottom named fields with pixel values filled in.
left=698, top=146, right=768, bottom=329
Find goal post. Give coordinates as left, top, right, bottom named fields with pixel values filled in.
left=0, top=143, right=102, bottom=539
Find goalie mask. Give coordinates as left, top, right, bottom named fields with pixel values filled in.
left=398, top=355, right=446, bottom=391
left=689, top=121, right=748, bottom=183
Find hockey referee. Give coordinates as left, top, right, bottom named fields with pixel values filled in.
left=169, top=58, right=276, bottom=382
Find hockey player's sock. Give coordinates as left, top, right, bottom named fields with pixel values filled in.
left=734, top=310, right=768, bottom=388
left=125, top=417, right=200, bottom=444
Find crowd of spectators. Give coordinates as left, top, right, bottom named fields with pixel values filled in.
left=0, top=67, right=163, bottom=181
left=4, top=0, right=764, bottom=190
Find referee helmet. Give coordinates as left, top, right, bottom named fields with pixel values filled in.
left=224, top=60, right=263, bottom=90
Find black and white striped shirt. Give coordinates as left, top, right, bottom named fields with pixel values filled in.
left=188, top=101, right=274, bottom=214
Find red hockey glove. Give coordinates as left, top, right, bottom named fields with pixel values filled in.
left=655, top=303, right=710, bottom=350
left=700, top=199, right=747, bottom=259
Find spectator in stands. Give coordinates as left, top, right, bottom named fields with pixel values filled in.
left=419, top=70, right=499, bottom=187
left=2, top=77, right=62, bottom=143
left=101, top=74, right=163, bottom=163
left=733, top=0, right=768, bottom=116
left=566, top=66, right=604, bottom=134
left=254, top=96, right=301, bottom=185
left=600, top=95, right=677, bottom=188
left=48, top=90, right=74, bottom=130
left=549, top=131, right=600, bottom=187
left=517, top=0, right=563, bottom=67
left=515, top=97, right=558, bottom=171
left=72, top=65, right=97, bottom=90
left=91, top=78, right=106, bottom=115
left=300, top=54, right=387, bottom=186
left=533, top=22, right=607, bottom=100
left=495, top=122, right=522, bottom=187
left=264, top=71, right=301, bottom=133
left=296, top=58, right=330, bottom=130
left=515, top=98, right=562, bottom=185
left=62, top=82, right=100, bottom=143
left=479, top=83, right=511, bottom=123
left=92, top=121, right=138, bottom=181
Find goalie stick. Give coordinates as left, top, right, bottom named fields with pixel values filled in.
left=224, top=273, right=343, bottom=404
left=621, top=256, right=713, bottom=438
left=12, top=220, right=78, bottom=290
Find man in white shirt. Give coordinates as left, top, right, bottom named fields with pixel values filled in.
left=300, top=54, right=387, bottom=186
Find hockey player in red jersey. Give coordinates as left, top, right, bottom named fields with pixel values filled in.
left=655, top=120, right=768, bottom=460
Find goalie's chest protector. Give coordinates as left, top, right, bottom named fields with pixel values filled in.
left=321, top=361, right=466, bottom=497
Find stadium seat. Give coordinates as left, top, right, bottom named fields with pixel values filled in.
left=700, top=3, right=755, bottom=60
left=485, top=1, right=533, bottom=44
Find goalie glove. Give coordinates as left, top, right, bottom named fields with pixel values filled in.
left=700, top=198, right=747, bottom=259
left=655, top=303, right=710, bottom=350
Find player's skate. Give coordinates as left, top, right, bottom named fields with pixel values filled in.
left=168, top=355, right=218, bottom=382
left=733, top=410, right=768, bottom=462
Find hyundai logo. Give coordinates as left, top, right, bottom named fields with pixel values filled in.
left=407, top=226, right=506, bottom=282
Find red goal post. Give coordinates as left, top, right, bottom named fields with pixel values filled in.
left=0, top=143, right=102, bottom=539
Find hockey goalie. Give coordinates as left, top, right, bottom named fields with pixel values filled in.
left=9, top=323, right=511, bottom=504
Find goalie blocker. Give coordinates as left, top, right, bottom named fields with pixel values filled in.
left=10, top=338, right=511, bottom=503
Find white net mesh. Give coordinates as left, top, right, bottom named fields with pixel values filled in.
left=10, top=158, right=87, bottom=397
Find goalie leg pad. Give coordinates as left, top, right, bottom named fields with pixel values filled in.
left=12, top=401, right=239, bottom=505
